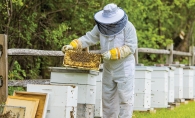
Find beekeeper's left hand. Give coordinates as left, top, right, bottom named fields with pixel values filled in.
left=102, top=51, right=111, bottom=60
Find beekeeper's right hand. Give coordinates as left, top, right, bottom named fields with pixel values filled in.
left=61, top=45, right=73, bottom=53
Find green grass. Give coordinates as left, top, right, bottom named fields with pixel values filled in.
left=133, top=102, right=195, bottom=118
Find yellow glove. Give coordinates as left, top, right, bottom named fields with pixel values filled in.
left=102, top=45, right=131, bottom=60
left=61, top=39, right=82, bottom=53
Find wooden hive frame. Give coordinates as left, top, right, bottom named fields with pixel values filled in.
left=0, top=105, right=26, bottom=118
left=5, top=96, right=39, bottom=118
left=63, top=50, right=101, bottom=71
left=13, top=91, right=49, bottom=118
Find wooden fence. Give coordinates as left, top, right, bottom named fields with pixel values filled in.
left=0, top=34, right=195, bottom=102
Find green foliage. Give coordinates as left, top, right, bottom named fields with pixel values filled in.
left=8, top=87, right=25, bottom=95
left=12, top=0, right=24, bottom=6
left=1, top=0, right=195, bottom=79
left=44, top=23, right=70, bottom=48
left=8, top=61, right=26, bottom=80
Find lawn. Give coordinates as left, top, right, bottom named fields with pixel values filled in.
left=133, top=101, right=195, bottom=118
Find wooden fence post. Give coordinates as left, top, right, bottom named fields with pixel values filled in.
left=189, top=46, right=194, bottom=66
left=166, top=44, right=173, bottom=64
left=134, top=48, right=139, bottom=64
left=0, top=34, right=8, bottom=103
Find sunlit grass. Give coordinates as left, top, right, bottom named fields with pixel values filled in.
left=133, top=101, right=195, bottom=118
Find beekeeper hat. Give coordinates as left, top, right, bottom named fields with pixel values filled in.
left=94, top=3, right=125, bottom=24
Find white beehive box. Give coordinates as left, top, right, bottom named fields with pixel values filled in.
left=183, top=66, right=194, bottom=76
left=96, top=64, right=103, bottom=82
left=168, top=90, right=174, bottom=103
left=174, top=75, right=183, bottom=87
left=175, top=67, right=183, bottom=74
left=95, top=99, right=103, bottom=117
left=194, top=68, right=195, bottom=98
left=135, top=66, right=153, bottom=79
left=150, top=67, right=169, bottom=108
left=96, top=81, right=102, bottom=100
left=183, top=66, right=194, bottom=99
left=167, top=66, right=175, bottom=103
left=151, top=91, right=168, bottom=108
left=151, top=78, right=168, bottom=92
left=134, top=66, right=152, bottom=111
left=46, top=106, right=77, bottom=118
left=134, top=93, right=151, bottom=109
left=174, top=68, right=184, bottom=99
left=27, top=84, right=78, bottom=118
left=96, top=70, right=103, bottom=82
left=135, top=66, right=153, bottom=94
left=183, top=66, right=194, bottom=87
left=168, top=66, right=175, bottom=91
left=27, top=84, right=78, bottom=106
left=174, top=86, right=183, bottom=98
left=135, top=79, right=151, bottom=93
left=77, top=85, right=96, bottom=104
left=183, top=87, right=193, bottom=98
left=183, top=76, right=193, bottom=87
left=151, top=67, right=169, bottom=78
left=49, top=67, right=99, bottom=86
left=95, top=69, right=103, bottom=117
left=151, top=67, right=169, bottom=92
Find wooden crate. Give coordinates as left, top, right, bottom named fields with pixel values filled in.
left=63, top=50, right=101, bottom=71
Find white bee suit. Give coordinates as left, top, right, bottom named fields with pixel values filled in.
left=78, top=21, right=137, bottom=118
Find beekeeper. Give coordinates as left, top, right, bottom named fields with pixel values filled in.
left=62, top=3, right=137, bottom=118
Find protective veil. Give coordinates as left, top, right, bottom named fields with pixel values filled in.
left=78, top=21, right=137, bottom=118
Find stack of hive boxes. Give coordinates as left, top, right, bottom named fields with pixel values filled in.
left=48, top=67, right=99, bottom=118
left=95, top=67, right=103, bottom=118
left=194, top=68, right=195, bottom=98
left=134, top=66, right=153, bottom=111
left=49, top=67, right=98, bottom=103
left=27, top=67, right=100, bottom=118
left=27, top=84, right=78, bottom=118
left=183, top=66, right=194, bottom=99
left=167, top=66, right=176, bottom=103
left=150, top=66, right=169, bottom=108
left=173, top=64, right=184, bottom=100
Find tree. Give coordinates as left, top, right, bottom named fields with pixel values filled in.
left=0, top=0, right=195, bottom=79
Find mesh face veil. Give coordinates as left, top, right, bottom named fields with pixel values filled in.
left=95, top=14, right=128, bottom=36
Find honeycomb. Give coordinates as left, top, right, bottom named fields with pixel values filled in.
left=63, top=50, right=102, bottom=71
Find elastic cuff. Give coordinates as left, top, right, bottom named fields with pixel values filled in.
left=70, top=39, right=82, bottom=49
left=110, top=48, right=120, bottom=60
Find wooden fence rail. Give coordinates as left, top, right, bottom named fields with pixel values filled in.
left=7, top=49, right=101, bottom=56
left=0, top=34, right=195, bottom=102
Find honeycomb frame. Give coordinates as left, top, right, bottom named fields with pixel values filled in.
left=63, top=50, right=102, bottom=71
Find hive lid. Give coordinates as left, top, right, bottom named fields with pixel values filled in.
left=49, top=67, right=99, bottom=75
left=135, top=66, right=153, bottom=72
left=149, top=66, right=169, bottom=71
left=183, top=66, right=195, bottom=70
left=167, top=66, right=176, bottom=70
left=164, top=64, right=185, bottom=68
